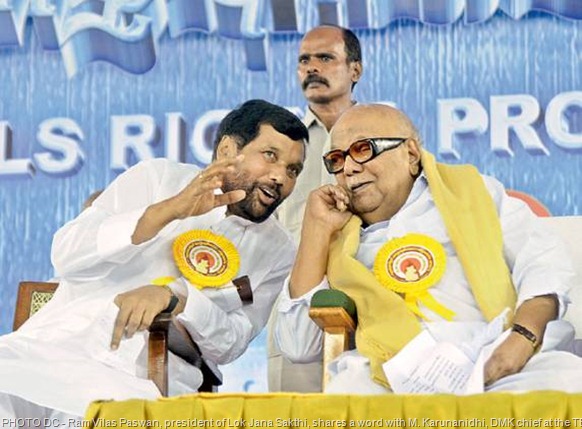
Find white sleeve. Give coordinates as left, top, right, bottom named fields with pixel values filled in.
left=274, top=276, right=329, bottom=363
left=50, top=160, right=167, bottom=282
left=484, top=176, right=575, bottom=317
left=176, top=279, right=254, bottom=365
left=177, top=245, right=294, bottom=365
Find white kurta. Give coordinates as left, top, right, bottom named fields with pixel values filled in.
left=276, top=172, right=582, bottom=393
left=0, top=158, right=295, bottom=417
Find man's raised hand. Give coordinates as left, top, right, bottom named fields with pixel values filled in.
left=168, top=155, right=246, bottom=219
left=132, top=156, right=246, bottom=244
left=303, top=184, right=352, bottom=237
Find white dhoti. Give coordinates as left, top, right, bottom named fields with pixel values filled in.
left=325, top=320, right=582, bottom=394
left=0, top=296, right=200, bottom=419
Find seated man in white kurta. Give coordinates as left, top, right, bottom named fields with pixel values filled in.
left=275, top=103, right=582, bottom=393
left=0, top=99, right=307, bottom=420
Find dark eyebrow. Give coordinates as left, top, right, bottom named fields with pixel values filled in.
left=315, top=53, right=335, bottom=59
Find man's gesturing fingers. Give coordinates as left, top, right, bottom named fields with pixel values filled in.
left=170, top=155, right=245, bottom=219
left=111, top=286, right=172, bottom=350
left=215, top=189, right=246, bottom=207
left=194, top=155, right=244, bottom=185
left=111, top=300, right=132, bottom=350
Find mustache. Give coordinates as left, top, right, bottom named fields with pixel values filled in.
left=257, top=182, right=282, bottom=203
left=302, top=74, right=329, bottom=90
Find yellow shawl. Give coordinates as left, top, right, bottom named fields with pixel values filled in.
left=327, top=150, right=516, bottom=387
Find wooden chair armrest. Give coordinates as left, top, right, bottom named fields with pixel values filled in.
left=308, top=290, right=357, bottom=390
left=148, top=313, right=222, bottom=396
left=309, top=307, right=356, bottom=332
left=309, top=289, right=357, bottom=330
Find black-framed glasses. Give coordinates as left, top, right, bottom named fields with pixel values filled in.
left=322, top=137, right=408, bottom=174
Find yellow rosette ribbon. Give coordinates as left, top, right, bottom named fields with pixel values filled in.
left=170, top=229, right=240, bottom=289
left=373, top=233, right=455, bottom=321
left=151, top=276, right=178, bottom=286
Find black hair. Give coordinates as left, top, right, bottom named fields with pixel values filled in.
left=212, top=99, right=308, bottom=159
left=340, top=27, right=362, bottom=64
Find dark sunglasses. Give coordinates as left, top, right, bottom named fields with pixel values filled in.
left=323, top=137, right=408, bottom=174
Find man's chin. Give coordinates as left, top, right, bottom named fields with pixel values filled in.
left=251, top=202, right=279, bottom=223
left=227, top=202, right=275, bottom=223
left=349, top=198, right=372, bottom=217
left=304, top=90, right=332, bottom=105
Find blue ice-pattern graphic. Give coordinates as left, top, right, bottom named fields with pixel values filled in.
left=0, top=0, right=580, bottom=75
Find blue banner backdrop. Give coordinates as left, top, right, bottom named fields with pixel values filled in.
left=0, top=0, right=581, bottom=391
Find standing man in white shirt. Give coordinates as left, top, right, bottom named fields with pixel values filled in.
left=0, top=99, right=308, bottom=421
left=269, top=25, right=363, bottom=392
left=277, top=25, right=363, bottom=241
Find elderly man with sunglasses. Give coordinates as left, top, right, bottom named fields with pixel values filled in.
left=275, top=103, right=582, bottom=393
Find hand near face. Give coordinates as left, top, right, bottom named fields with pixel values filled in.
left=111, top=285, right=180, bottom=350
left=483, top=332, right=535, bottom=386
left=304, top=184, right=352, bottom=237
left=288, top=184, right=352, bottom=298
left=168, top=156, right=246, bottom=220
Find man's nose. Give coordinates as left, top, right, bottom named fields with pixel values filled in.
left=269, top=164, right=287, bottom=185
left=306, top=62, right=319, bottom=74
left=343, top=155, right=363, bottom=175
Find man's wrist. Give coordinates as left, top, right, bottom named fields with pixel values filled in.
left=300, top=219, right=336, bottom=243
left=132, top=202, right=177, bottom=244
left=160, top=285, right=179, bottom=313
left=511, top=323, right=540, bottom=350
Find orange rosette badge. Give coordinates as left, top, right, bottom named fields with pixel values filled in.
left=373, top=233, right=454, bottom=321
left=173, top=230, right=240, bottom=289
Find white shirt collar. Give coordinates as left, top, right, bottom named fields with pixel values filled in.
left=302, top=106, right=324, bottom=129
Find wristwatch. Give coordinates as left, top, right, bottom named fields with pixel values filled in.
left=512, top=323, right=539, bottom=350
left=161, top=285, right=179, bottom=314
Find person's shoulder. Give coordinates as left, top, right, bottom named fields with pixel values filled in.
left=477, top=173, right=509, bottom=209
left=137, top=158, right=199, bottom=172
left=444, top=161, right=506, bottom=195
left=134, top=158, right=201, bottom=180
left=479, top=173, right=507, bottom=194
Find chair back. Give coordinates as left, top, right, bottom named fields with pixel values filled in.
left=13, top=281, right=58, bottom=331
left=540, top=216, right=582, bottom=336
left=507, top=190, right=551, bottom=217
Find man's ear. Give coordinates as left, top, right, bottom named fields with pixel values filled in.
left=351, top=61, right=363, bottom=84
left=407, top=139, right=422, bottom=176
left=216, top=136, right=239, bottom=160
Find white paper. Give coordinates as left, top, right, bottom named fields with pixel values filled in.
left=383, top=334, right=476, bottom=394
left=383, top=310, right=510, bottom=394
